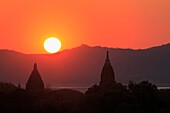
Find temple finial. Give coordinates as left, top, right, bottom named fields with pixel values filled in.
left=106, top=51, right=110, bottom=62
left=100, top=51, right=116, bottom=86
left=34, top=63, right=37, bottom=69
left=107, top=51, right=109, bottom=59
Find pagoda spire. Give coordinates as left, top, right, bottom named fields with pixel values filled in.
left=105, top=51, right=110, bottom=63
left=100, top=51, right=116, bottom=86
left=34, top=63, right=37, bottom=69
left=106, top=51, right=109, bottom=59
left=26, top=63, right=44, bottom=93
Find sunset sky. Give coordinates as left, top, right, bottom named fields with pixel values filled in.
left=0, top=0, right=170, bottom=53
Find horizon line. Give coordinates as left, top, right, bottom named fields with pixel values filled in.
left=0, top=42, right=170, bottom=54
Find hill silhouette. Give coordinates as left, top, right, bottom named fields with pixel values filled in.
left=0, top=44, right=170, bottom=87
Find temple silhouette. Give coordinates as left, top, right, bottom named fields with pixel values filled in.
left=26, top=63, right=44, bottom=93
left=100, top=51, right=116, bottom=86
left=25, top=51, right=115, bottom=93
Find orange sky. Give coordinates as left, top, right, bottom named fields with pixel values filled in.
left=0, top=0, right=170, bottom=53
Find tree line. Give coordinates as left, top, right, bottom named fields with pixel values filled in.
left=0, top=81, right=170, bottom=113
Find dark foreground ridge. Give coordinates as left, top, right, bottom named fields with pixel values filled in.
left=0, top=51, right=170, bottom=113
left=1, top=81, right=170, bottom=113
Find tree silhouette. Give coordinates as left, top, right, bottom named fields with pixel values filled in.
left=128, top=81, right=159, bottom=112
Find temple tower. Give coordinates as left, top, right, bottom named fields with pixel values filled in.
left=100, top=51, right=116, bottom=86
left=26, top=63, right=44, bottom=93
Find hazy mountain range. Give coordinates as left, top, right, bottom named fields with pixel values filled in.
left=1, top=44, right=170, bottom=88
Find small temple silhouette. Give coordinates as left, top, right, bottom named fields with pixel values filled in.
left=26, top=63, right=44, bottom=93
left=100, top=51, right=116, bottom=86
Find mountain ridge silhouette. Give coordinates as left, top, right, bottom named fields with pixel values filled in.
left=1, top=43, right=170, bottom=87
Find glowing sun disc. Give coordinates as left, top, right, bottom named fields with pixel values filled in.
left=44, top=37, right=61, bottom=53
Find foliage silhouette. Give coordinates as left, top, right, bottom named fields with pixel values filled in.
left=0, top=81, right=170, bottom=113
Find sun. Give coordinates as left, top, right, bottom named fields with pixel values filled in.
left=44, top=37, right=61, bottom=53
